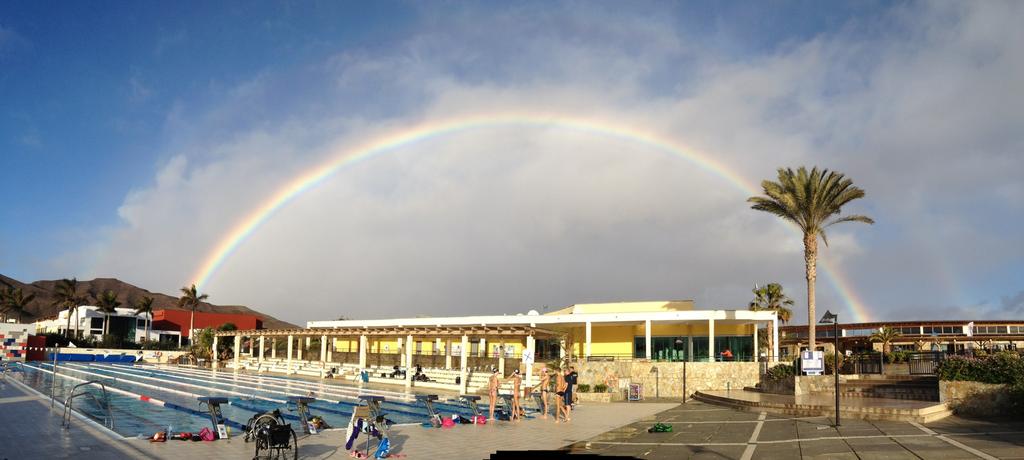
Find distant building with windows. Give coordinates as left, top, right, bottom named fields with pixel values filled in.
left=778, top=320, right=1024, bottom=357
left=35, top=306, right=180, bottom=343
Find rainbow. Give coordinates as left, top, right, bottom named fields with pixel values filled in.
left=189, top=113, right=872, bottom=322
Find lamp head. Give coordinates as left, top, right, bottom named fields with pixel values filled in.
left=819, top=310, right=838, bottom=325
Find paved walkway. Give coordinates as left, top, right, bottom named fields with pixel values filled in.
left=567, top=400, right=1024, bottom=459
left=0, top=374, right=674, bottom=459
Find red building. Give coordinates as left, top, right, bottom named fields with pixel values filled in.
left=152, top=309, right=262, bottom=338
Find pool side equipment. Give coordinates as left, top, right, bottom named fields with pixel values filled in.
left=415, top=394, right=441, bottom=427
left=197, top=396, right=230, bottom=439
left=288, top=395, right=317, bottom=434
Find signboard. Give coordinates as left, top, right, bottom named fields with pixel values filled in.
left=801, top=350, right=824, bottom=376
left=628, top=383, right=643, bottom=401
left=521, top=349, right=534, bottom=365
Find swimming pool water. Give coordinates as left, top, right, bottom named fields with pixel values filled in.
left=16, top=363, right=473, bottom=438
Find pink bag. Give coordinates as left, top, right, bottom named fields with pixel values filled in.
left=473, top=415, right=487, bottom=425
left=441, top=417, right=456, bottom=428
left=198, top=427, right=217, bottom=441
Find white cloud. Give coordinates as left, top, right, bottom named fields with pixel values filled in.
left=75, top=2, right=1024, bottom=325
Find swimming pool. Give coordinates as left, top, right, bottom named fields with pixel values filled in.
left=15, top=362, right=474, bottom=438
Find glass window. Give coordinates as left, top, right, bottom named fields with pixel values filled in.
left=90, top=318, right=103, bottom=329
left=692, top=337, right=710, bottom=362
left=846, top=329, right=875, bottom=337
left=714, top=336, right=753, bottom=361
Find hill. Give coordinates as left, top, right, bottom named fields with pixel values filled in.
left=0, top=274, right=296, bottom=329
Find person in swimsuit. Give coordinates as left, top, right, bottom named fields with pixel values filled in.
left=488, top=367, right=500, bottom=421
left=506, top=369, right=523, bottom=421
left=554, top=369, right=568, bottom=423
left=533, top=368, right=551, bottom=419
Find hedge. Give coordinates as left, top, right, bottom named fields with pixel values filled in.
left=935, top=351, right=1024, bottom=385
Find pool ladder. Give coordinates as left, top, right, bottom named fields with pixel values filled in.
left=62, top=380, right=115, bottom=431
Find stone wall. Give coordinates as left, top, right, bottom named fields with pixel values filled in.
left=795, top=375, right=846, bottom=395
left=939, top=380, right=1015, bottom=417
left=570, top=360, right=760, bottom=399
left=759, top=377, right=795, bottom=395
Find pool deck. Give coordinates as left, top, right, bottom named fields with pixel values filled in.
left=0, top=374, right=675, bottom=459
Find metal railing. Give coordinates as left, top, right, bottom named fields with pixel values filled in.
left=62, top=380, right=115, bottom=431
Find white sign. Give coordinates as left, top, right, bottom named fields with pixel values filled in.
left=801, top=350, right=824, bottom=376
left=522, top=349, right=534, bottom=365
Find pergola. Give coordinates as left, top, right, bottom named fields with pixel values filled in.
left=213, top=325, right=563, bottom=394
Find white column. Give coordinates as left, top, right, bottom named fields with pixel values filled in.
left=445, top=339, right=452, bottom=369
left=326, top=337, right=333, bottom=363
left=212, top=336, right=219, bottom=368
left=398, top=337, right=406, bottom=367
left=320, top=334, right=328, bottom=365
left=259, top=336, right=265, bottom=362
left=585, top=321, right=592, bottom=358
left=233, top=335, right=241, bottom=370
left=479, top=338, right=486, bottom=358
left=559, top=338, right=566, bottom=360
left=271, top=338, right=277, bottom=359
left=772, top=316, right=780, bottom=362
left=286, top=335, right=294, bottom=374
left=359, top=335, right=368, bottom=368
left=645, top=319, right=652, bottom=360
left=708, top=318, right=715, bottom=362
left=498, top=340, right=505, bottom=375
left=405, top=334, right=414, bottom=388
left=753, top=324, right=758, bottom=362
left=525, top=335, right=535, bottom=389
left=435, top=338, right=442, bottom=357
left=459, top=334, right=469, bottom=395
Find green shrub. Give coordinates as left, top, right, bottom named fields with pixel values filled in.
left=885, top=350, right=908, bottom=364
left=577, top=384, right=591, bottom=393
left=766, top=363, right=795, bottom=381
left=936, top=352, right=1024, bottom=385
left=824, top=352, right=845, bottom=375
left=594, top=384, right=608, bottom=393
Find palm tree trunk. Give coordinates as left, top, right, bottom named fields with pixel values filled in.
left=804, top=233, right=818, bottom=353
left=66, top=307, right=73, bottom=339
left=75, top=308, right=80, bottom=339
left=189, top=307, right=196, bottom=347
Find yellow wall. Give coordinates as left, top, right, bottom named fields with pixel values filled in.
left=565, top=323, right=754, bottom=357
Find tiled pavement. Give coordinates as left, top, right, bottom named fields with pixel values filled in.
left=0, top=374, right=675, bottom=459
left=566, top=400, right=1024, bottom=459
left=6, top=372, right=1024, bottom=460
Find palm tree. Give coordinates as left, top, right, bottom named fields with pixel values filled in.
left=2, top=287, right=36, bottom=323
left=178, top=284, right=208, bottom=348
left=53, top=278, right=87, bottom=339
left=869, top=326, right=902, bottom=353
left=134, top=296, right=155, bottom=343
left=94, top=290, right=121, bottom=339
left=748, top=282, right=794, bottom=360
left=749, top=167, right=873, bottom=352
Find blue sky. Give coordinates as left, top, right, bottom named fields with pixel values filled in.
left=2, top=1, right=1022, bottom=324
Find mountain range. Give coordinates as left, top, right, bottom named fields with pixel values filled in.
left=0, top=274, right=296, bottom=329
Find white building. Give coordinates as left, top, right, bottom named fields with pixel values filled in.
left=35, top=306, right=180, bottom=343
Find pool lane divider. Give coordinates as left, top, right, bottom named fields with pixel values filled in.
left=134, top=364, right=463, bottom=418
left=23, top=363, right=247, bottom=431
left=146, top=363, right=414, bottom=401
left=143, top=363, right=454, bottom=412
left=146, top=363, right=476, bottom=416
left=62, top=363, right=288, bottom=404
left=144, top=364, right=411, bottom=401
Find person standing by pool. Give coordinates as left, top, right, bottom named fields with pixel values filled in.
left=533, top=368, right=551, bottom=419
left=554, top=368, right=568, bottom=423
left=488, top=367, right=500, bottom=421
left=563, top=367, right=576, bottom=418
left=507, top=369, right=523, bottom=421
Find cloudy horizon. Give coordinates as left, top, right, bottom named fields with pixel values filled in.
left=2, top=1, right=1022, bottom=325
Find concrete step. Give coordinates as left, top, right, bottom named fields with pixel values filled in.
left=694, top=390, right=951, bottom=423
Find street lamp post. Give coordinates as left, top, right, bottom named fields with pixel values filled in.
left=819, top=310, right=840, bottom=427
